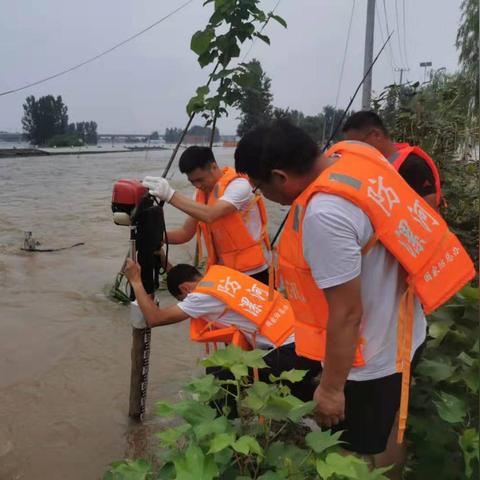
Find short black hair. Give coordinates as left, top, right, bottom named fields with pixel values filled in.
left=179, top=146, right=216, bottom=174
left=235, top=120, right=319, bottom=182
left=342, top=111, right=389, bottom=136
left=166, top=264, right=202, bottom=297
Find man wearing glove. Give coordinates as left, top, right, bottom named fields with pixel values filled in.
left=142, top=146, right=270, bottom=284
left=124, top=258, right=322, bottom=413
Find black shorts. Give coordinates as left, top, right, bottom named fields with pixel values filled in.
left=331, top=343, right=425, bottom=455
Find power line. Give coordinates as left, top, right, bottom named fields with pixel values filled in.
left=330, top=0, right=355, bottom=135
left=402, top=0, right=410, bottom=69
left=0, top=0, right=196, bottom=97
left=333, top=0, right=356, bottom=110
left=240, top=0, right=282, bottom=62
left=376, top=1, right=396, bottom=82
left=382, top=0, right=398, bottom=67
left=394, top=0, right=406, bottom=67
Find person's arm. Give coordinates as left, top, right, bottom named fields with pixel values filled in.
left=167, top=216, right=198, bottom=244
left=314, top=277, right=363, bottom=428
left=124, top=259, right=189, bottom=327
left=169, top=192, right=236, bottom=224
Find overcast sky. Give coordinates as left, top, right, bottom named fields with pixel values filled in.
left=0, top=0, right=463, bottom=135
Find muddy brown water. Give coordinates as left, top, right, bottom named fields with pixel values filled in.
left=0, top=148, right=288, bottom=479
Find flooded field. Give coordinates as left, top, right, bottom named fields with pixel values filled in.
left=0, top=148, right=287, bottom=479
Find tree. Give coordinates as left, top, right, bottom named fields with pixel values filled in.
left=456, top=0, right=479, bottom=113
left=22, top=95, right=68, bottom=145
left=237, top=59, right=273, bottom=136
left=188, top=124, right=220, bottom=141
left=164, top=127, right=183, bottom=143
left=150, top=131, right=160, bottom=140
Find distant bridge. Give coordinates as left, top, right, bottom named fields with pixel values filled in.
left=98, top=133, right=165, bottom=140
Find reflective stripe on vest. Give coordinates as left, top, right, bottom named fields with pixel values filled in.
left=278, top=140, right=474, bottom=443
left=190, top=265, right=295, bottom=349
left=391, top=142, right=442, bottom=207
left=195, top=167, right=269, bottom=272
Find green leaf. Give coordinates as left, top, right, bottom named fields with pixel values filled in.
left=265, top=441, right=310, bottom=471
left=185, top=374, right=221, bottom=401
left=458, top=351, right=475, bottom=366
left=270, top=13, right=287, bottom=28
left=202, top=345, right=244, bottom=368
left=231, top=363, right=249, bottom=379
left=191, top=28, right=214, bottom=55
left=193, top=415, right=231, bottom=440
left=255, top=32, right=270, bottom=45
left=233, top=435, right=264, bottom=456
left=155, top=401, right=175, bottom=417
left=261, top=394, right=305, bottom=421
left=156, top=424, right=191, bottom=447
left=174, top=444, right=218, bottom=480
left=305, top=429, right=344, bottom=454
left=177, top=401, right=218, bottom=426
left=316, top=453, right=364, bottom=479
left=268, top=369, right=308, bottom=384
left=352, top=462, right=392, bottom=479
left=242, top=349, right=268, bottom=368
left=415, top=357, right=456, bottom=382
left=287, top=400, right=317, bottom=422
left=258, top=472, right=287, bottom=480
left=208, top=432, right=236, bottom=454
left=105, top=459, right=152, bottom=480
left=458, top=428, right=479, bottom=478
left=427, top=318, right=454, bottom=346
left=433, top=392, right=467, bottom=424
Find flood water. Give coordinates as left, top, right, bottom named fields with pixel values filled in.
left=0, top=148, right=287, bottom=479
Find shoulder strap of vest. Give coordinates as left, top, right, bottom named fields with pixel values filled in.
left=213, top=167, right=241, bottom=198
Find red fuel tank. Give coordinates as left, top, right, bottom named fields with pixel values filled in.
left=112, top=179, right=148, bottom=215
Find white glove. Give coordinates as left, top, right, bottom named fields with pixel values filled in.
left=130, top=300, right=148, bottom=329
left=142, top=176, right=175, bottom=203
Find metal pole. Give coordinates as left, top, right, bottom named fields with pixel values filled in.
left=361, top=0, right=376, bottom=110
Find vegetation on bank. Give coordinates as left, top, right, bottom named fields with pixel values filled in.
left=22, top=94, right=98, bottom=146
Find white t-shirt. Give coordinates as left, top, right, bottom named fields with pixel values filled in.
left=198, top=178, right=269, bottom=275
left=177, top=292, right=295, bottom=349
left=302, top=193, right=426, bottom=381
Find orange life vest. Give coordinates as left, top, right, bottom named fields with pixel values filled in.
left=196, top=167, right=270, bottom=272
left=190, top=265, right=295, bottom=350
left=391, top=143, right=442, bottom=207
left=278, top=140, right=475, bottom=442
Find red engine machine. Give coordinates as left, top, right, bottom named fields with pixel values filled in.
left=111, top=179, right=149, bottom=226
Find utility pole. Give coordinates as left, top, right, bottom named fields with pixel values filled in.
left=394, top=67, right=410, bottom=85
left=361, top=0, right=376, bottom=110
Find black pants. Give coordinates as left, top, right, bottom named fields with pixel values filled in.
left=249, top=268, right=269, bottom=285
left=332, top=343, right=425, bottom=455
left=207, top=343, right=322, bottom=418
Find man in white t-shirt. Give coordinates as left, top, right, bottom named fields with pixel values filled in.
left=234, top=121, right=427, bottom=479
left=123, top=258, right=322, bottom=415
left=143, top=146, right=270, bottom=283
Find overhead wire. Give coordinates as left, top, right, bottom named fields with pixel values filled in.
left=394, top=0, right=406, bottom=67
left=240, top=0, right=282, bottom=63
left=402, top=0, right=410, bottom=69
left=376, top=0, right=396, bottom=83
left=329, top=0, right=356, bottom=136
left=0, top=0, right=196, bottom=97
left=382, top=0, right=398, bottom=68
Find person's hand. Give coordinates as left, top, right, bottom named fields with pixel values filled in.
left=123, top=258, right=141, bottom=285
left=313, top=383, right=345, bottom=428
left=142, top=176, right=175, bottom=203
